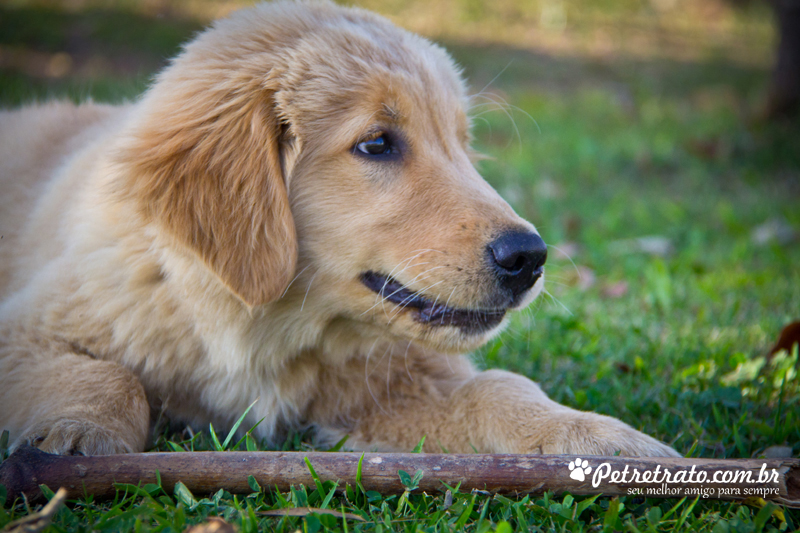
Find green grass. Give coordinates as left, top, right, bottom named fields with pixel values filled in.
left=1, top=1, right=799, bottom=532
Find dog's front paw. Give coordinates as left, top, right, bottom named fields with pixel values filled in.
left=15, top=418, right=144, bottom=455
left=537, top=412, right=681, bottom=457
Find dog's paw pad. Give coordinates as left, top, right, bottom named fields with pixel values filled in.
left=567, top=458, right=592, bottom=482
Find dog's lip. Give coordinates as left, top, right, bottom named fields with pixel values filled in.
left=359, top=271, right=507, bottom=333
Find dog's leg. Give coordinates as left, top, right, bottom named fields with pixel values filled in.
left=0, top=349, right=149, bottom=455
left=310, top=353, right=680, bottom=457
left=441, top=369, right=680, bottom=456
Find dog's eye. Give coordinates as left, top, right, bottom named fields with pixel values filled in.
left=355, top=134, right=394, bottom=156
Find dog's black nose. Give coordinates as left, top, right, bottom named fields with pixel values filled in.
left=487, top=230, right=547, bottom=297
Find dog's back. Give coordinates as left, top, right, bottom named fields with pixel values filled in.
left=0, top=102, right=125, bottom=297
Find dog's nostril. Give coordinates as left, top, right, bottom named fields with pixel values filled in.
left=492, top=250, right=526, bottom=273
left=487, top=230, right=547, bottom=297
left=510, top=255, right=526, bottom=272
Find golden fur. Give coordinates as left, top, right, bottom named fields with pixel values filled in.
left=0, top=1, right=679, bottom=457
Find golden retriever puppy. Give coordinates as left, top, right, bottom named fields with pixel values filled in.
left=0, top=1, right=679, bottom=457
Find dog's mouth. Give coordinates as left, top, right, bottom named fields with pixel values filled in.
left=360, top=271, right=506, bottom=334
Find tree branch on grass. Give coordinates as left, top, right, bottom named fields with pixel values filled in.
left=1, top=446, right=797, bottom=507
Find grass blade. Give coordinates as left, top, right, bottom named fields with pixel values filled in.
left=208, top=423, right=223, bottom=452
left=222, top=398, right=259, bottom=450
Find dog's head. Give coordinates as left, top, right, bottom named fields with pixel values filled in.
left=121, top=1, right=546, bottom=353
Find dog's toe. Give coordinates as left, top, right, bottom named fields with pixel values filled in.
left=16, top=418, right=140, bottom=456
left=580, top=416, right=682, bottom=458
left=535, top=413, right=681, bottom=457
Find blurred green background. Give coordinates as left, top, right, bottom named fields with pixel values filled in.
left=1, top=0, right=798, bottom=530
left=0, top=0, right=779, bottom=104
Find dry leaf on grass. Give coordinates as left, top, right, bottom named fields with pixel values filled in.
left=767, top=321, right=800, bottom=359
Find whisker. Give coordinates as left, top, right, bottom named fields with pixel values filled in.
left=474, top=91, right=541, bottom=135
left=475, top=60, right=513, bottom=98
left=403, top=340, right=413, bottom=382
left=280, top=264, right=311, bottom=299
left=400, top=265, right=447, bottom=288
left=547, top=243, right=581, bottom=279
left=379, top=261, right=434, bottom=317
left=374, top=250, right=442, bottom=315
left=362, top=254, right=433, bottom=316
left=470, top=115, right=492, bottom=136
left=300, top=271, right=318, bottom=313
left=364, top=339, right=389, bottom=416
left=386, top=345, right=394, bottom=413
left=381, top=266, right=447, bottom=316
left=387, top=280, right=445, bottom=323
left=376, top=254, right=426, bottom=310
left=479, top=93, right=522, bottom=151
left=440, top=287, right=457, bottom=326
left=367, top=344, right=392, bottom=379
left=544, top=288, right=573, bottom=316
left=359, top=264, right=445, bottom=318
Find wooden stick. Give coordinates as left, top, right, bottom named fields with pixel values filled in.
left=2, top=446, right=798, bottom=507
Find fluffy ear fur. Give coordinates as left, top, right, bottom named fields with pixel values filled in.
left=118, top=64, right=297, bottom=308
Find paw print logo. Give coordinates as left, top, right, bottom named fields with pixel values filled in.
left=568, top=458, right=592, bottom=482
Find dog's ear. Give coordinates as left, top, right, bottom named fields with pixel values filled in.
left=119, top=73, right=297, bottom=308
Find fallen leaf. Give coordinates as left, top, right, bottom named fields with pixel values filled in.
left=184, top=518, right=235, bottom=533
left=2, top=488, right=67, bottom=533
left=767, top=321, right=800, bottom=359
left=614, top=362, right=632, bottom=374
left=259, top=507, right=365, bottom=521
left=442, top=489, right=453, bottom=511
